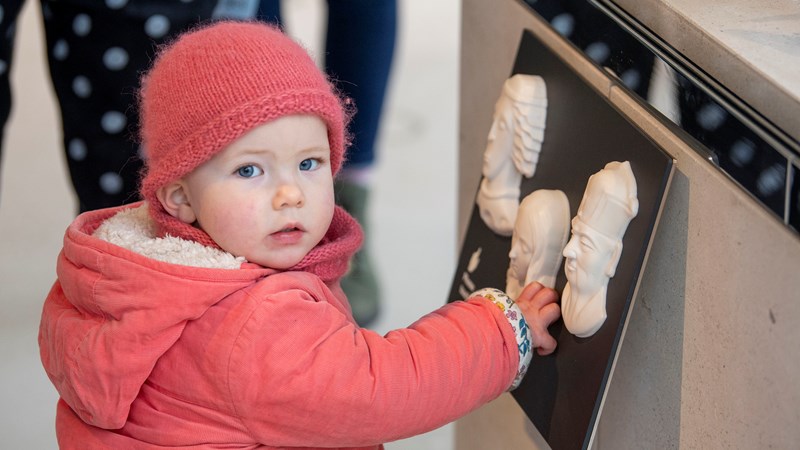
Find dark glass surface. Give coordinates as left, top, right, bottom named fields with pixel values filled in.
left=521, top=0, right=799, bottom=232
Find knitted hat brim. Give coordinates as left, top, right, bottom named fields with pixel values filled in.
left=141, top=88, right=345, bottom=203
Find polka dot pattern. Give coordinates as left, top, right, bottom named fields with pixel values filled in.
left=99, top=172, right=124, bottom=194
left=729, top=138, right=756, bottom=168
left=103, top=47, right=129, bottom=70
left=145, top=15, right=170, bottom=38
left=105, top=0, right=129, bottom=10
left=2, top=0, right=300, bottom=212
left=68, top=138, right=88, bottom=161
left=53, top=39, right=69, bottom=60
left=42, top=2, right=53, bottom=20
left=585, top=41, right=610, bottom=64
left=101, top=111, right=127, bottom=134
left=28, top=0, right=253, bottom=210
left=756, top=164, right=785, bottom=197
left=525, top=0, right=796, bottom=228
left=72, top=76, right=92, bottom=98
left=696, top=103, right=727, bottom=131
left=73, top=14, right=91, bottom=36
left=551, top=13, right=575, bottom=38
left=620, top=69, right=641, bottom=90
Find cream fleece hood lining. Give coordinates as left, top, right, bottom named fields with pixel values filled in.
left=92, top=204, right=245, bottom=270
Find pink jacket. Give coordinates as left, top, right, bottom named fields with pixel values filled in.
left=40, top=203, right=524, bottom=449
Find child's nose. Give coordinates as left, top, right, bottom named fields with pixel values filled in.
left=273, top=183, right=304, bottom=209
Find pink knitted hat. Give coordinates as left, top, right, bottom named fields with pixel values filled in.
left=139, top=21, right=349, bottom=246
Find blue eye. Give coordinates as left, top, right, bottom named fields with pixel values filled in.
left=299, top=158, right=320, bottom=171
left=236, top=165, right=263, bottom=178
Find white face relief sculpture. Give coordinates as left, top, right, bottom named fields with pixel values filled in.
left=477, top=74, right=548, bottom=236
left=506, top=189, right=570, bottom=299
left=562, top=161, right=638, bottom=338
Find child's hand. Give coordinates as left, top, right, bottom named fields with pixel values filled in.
left=514, top=282, right=561, bottom=356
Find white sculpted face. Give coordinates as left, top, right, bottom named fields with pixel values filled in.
left=562, top=220, right=619, bottom=299
left=477, top=74, right=548, bottom=236
left=562, top=161, right=638, bottom=338
left=477, top=93, right=520, bottom=236
left=483, top=94, right=515, bottom=179
left=506, top=190, right=570, bottom=298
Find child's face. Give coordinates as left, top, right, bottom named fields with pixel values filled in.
left=180, top=115, right=335, bottom=269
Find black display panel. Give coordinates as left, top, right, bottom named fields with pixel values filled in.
left=448, top=29, right=674, bottom=450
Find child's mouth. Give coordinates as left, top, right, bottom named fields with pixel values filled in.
left=270, top=224, right=304, bottom=244
left=274, top=222, right=303, bottom=233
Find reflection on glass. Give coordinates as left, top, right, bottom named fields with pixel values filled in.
left=521, top=0, right=799, bottom=231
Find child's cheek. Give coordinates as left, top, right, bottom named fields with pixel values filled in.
left=207, top=195, right=261, bottom=241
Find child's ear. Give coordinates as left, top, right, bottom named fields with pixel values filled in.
left=156, top=181, right=197, bottom=224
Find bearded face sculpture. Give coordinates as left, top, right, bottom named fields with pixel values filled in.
left=506, top=189, right=570, bottom=299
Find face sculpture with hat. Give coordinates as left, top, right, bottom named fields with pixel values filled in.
left=561, top=161, right=638, bottom=338
left=138, top=20, right=361, bottom=279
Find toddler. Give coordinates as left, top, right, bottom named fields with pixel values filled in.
left=39, top=21, right=560, bottom=449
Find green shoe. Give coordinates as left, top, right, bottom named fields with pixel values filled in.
left=335, top=179, right=381, bottom=326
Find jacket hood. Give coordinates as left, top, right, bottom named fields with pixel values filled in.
left=39, top=203, right=275, bottom=429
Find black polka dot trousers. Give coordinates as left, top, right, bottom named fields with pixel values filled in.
left=0, top=0, right=255, bottom=212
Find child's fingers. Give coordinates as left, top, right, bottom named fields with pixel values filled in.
left=516, top=282, right=560, bottom=356
left=517, top=281, right=545, bottom=301
left=530, top=285, right=559, bottom=309
left=517, top=281, right=558, bottom=308
left=539, top=302, right=561, bottom=328
left=534, top=331, right=557, bottom=356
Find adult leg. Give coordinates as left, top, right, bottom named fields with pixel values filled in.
left=0, top=0, right=27, bottom=188
left=326, top=0, right=397, bottom=326
left=325, top=0, right=396, bottom=169
left=257, top=0, right=281, bottom=24
left=39, top=0, right=256, bottom=213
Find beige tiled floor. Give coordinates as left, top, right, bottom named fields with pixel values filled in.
left=0, top=0, right=460, bottom=448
